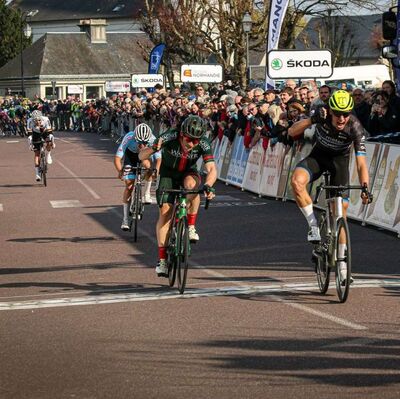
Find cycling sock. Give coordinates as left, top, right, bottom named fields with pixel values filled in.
left=158, top=246, right=167, bottom=260
left=123, top=203, right=129, bottom=220
left=338, top=244, right=346, bottom=260
left=300, top=204, right=317, bottom=227
left=144, top=180, right=151, bottom=196
left=35, top=166, right=40, bottom=175
left=187, top=213, right=197, bottom=226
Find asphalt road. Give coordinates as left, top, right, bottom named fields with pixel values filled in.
left=0, top=132, right=399, bottom=399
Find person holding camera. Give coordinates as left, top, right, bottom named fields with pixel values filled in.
left=368, top=90, right=400, bottom=136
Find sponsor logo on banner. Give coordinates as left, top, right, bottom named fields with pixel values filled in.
left=267, top=50, right=333, bottom=79
left=181, top=64, right=223, bottom=83
left=227, top=136, right=246, bottom=186
left=131, top=74, right=164, bottom=88
left=260, top=143, right=287, bottom=197
left=242, top=142, right=265, bottom=194
left=220, top=140, right=233, bottom=182
left=216, top=136, right=229, bottom=177
left=347, top=143, right=381, bottom=221
left=105, top=81, right=130, bottom=92
left=67, top=85, right=83, bottom=94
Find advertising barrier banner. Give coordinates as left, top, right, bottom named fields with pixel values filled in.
left=365, top=144, right=400, bottom=232
left=260, top=143, right=288, bottom=197
left=216, top=136, right=229, bottom=176
left=226, top=136, right=249, bottom=186
left=242, top=141, right=265, bottom=194
left=285, top=142, right=313, bottom=200
left=347, top=142, right=382, bottom=221
left=219, top=139, right=234, bottom=182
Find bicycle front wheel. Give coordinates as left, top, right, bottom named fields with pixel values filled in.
left=335, top=217, right=352, bottom=303
left=40, top=153, right=47, bottom=187
left=132, top=183, right=142, bottom=242
left=177, top=217, right=189, bottom=294
left=315, top=212, right=330, bottom=294
left=167, top=225, right=177, bottom=287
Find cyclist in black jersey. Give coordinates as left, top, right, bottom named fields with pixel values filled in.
left=139, top=115, right=217, bottom=277
left=288, top=90, right=371, bottom=280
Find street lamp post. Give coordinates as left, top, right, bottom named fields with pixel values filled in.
left=242, top=12, right=252, bottom=84
left=20, top=10, right=38, bottom=97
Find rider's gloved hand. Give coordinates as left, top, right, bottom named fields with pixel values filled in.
left=310, top=106, right=328, bottom=125
left=361, top=183, right=373, bottom=205
left=203, top=184, right=216, bottom=200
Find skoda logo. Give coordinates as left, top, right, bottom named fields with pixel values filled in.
left=271, top=58, right=283, bottom=70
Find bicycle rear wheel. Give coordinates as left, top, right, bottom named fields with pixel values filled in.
left=167, top=225, right=177, bottom=287
left=315, top=212, right=330, bottom=294
left=40, top=152, right=47, bottom=187
left=177, top=217, right=189, bottom=294
left=132, top=183, right=142, bottom=242
left=335, top=217, right=351, bottom=303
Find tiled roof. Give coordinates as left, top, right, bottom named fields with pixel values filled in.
left=0, top=32, right=152, bottom=79
left=9, top=0, right=145, bottom=21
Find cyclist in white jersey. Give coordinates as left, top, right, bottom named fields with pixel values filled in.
left=114, top=123, right=161, bottom=230
left=26, top=110, right=55, bottom=181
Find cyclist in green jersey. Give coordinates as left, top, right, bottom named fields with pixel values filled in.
left=139, top=115, right=217, bottom=277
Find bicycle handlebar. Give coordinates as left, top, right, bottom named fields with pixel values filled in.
left=313, top=182, right=373, bottom=204
left=161, top=188, right=211, bottom=209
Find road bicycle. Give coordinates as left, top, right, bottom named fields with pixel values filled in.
left=162, top=188, right=210, bottom=294
left=128, top=163, right=156, bottom=242
left=312, top=172, right=372, bottom=303
left=32, top=139, right=48, bottom=187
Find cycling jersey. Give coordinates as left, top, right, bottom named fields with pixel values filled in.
left=155, top=129, right=214, bottom=173
left=116, top=131, right=160, bottom=180
left=313, top=110, right=366, bottom=156
left=27, top=116, right=52, bottom=147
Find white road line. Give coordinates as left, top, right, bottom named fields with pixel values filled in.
left=0, top=279, right=399, bottom=312
left=50, top=200, right=83, bottom=208
left=109, top=207, right=372, bottom=330
left=56, top=138, right=72, bottom=144
left=57, top=160, right=101, bottom=199
left=0, top=204, right=3, bottom=211
left=6, top=140, right=19, bottom=143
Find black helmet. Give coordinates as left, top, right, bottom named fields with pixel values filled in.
left=181, top=115, right=207, bottom=139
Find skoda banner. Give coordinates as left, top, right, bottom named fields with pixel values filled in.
left=267, top=50, right=333, bottom=79
left=131, top=74, right=164, bottom=88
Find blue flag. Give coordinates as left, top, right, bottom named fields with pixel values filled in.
left=148, top=43, right=166, bottom=74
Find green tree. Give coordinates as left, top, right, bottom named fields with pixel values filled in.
left=0, top=1, right=32, bottom=68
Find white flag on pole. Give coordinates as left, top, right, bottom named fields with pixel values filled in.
left=265, top=0, right=290, bottom=89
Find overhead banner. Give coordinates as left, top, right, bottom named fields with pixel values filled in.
left=131, top=74, right=164, bottom=88
left=265, top=0, right=290, bottom=89
left=181, top=64, right=223, bottom=83
left=105, top=81, right=130, bottom=92
left=148, top=43, right=166, bottom=74
left=267, top=50, right=333, bottom=79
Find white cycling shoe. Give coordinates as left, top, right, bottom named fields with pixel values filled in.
left=46, top=152, right=53, bottom=164
left=188, top=226, right=199, bottom=243
left=338, top=261, right=354, bottom=286
left=307, top=225, right=321, bottom=243
left=121, top=218, right=130, bottom=231
left=156, top=259, right=168, bottom=277
left=143, top=194, right=153, bottom=204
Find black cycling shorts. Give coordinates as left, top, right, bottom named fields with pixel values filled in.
left=296, top=148, right=350, bottom=198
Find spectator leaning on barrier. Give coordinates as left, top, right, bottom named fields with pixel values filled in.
left=269, top=87, right=293, bottom=125
left=352, top=88, right=371, bottom=132
left=368, top=90, right=400, bottom=136
left=225, top=104, right=239, bottom=143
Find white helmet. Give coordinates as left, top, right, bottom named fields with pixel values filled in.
left=134, top=123, right=152, bottom=143
left=31, top=110, right=42, bottom=119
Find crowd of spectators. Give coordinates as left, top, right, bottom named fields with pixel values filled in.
left=1, top=79, right=400, bottom=146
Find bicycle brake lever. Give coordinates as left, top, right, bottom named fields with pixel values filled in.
left=314, top=185, right=323, bottom=204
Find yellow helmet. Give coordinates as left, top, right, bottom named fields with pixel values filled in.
left=328, top=90, right=354, bottom=112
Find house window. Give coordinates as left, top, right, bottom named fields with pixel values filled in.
left=86, top=86, right=100, bottom=99
left=45, top=86, right=60, bottom=99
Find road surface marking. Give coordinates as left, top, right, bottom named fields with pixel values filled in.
left=6, top=140, right=19, bottom=143
left=56, top=138, right=72, bottom=144
left=50, top=200, right=83, bottom=208
left=100, top=138, right=111, bottom=141
left=0, top=204, right=3, bottom=211
left=56, top=160, right=101, bottom=199
left=0, top=279, right=399, bottom=312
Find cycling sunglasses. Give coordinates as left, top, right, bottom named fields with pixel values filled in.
left=137, top=140, right=148, bottom=145
left=331, top=110, right=351, bottom=118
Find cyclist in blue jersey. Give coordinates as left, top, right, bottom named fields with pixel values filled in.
left=114, top=123, right=161, bottom=230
